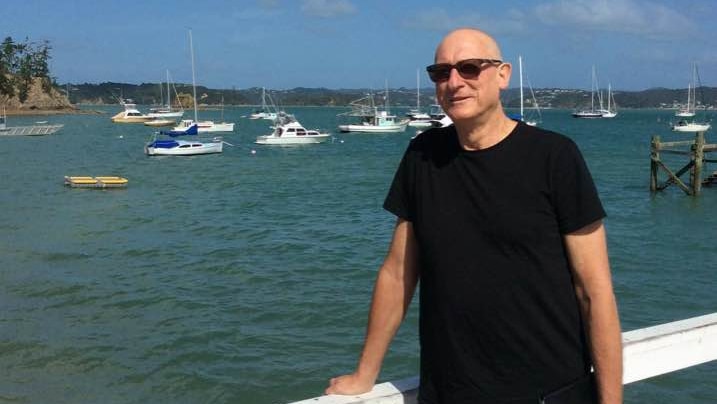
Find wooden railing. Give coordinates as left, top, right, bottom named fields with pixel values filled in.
left=290, top=312, right=717, bottom=404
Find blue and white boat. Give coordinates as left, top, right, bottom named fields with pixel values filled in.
left=145, top=123, right=223, bottom=156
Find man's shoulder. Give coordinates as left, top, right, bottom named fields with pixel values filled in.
left=515, top=122, right=576, bottom=151
left=409, top=125, right=456, bottom=150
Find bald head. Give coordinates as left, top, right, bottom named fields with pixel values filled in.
left=434, top=28, right=502, bottom=63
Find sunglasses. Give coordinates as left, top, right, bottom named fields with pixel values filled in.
left=426, top=58, right=503, bottom=83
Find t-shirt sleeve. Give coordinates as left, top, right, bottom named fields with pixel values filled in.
left=383, top=147, right=414, bottom=221
left=551, top=139, right=606, bottom=234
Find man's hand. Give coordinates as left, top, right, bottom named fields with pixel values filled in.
left=325, top=372, right=375, bottom=396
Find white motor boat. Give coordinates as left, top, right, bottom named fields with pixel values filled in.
left=174, top=119, right=235, bottom=133
left=672, top=121, right=711, bottom=133
left=338, top=109, right=408, bottom=133
left=255, top=113, right=330, bottom=145
left=111, top=100, right=153, bottom=123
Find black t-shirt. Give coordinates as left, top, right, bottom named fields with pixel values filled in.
left=383, top=122, right=606, bottom=404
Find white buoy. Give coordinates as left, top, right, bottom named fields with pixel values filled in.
left=251, top=150, right=257, bottom=155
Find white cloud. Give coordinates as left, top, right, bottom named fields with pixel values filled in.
left=301, top=0, right=356, bottom=18
left=534, top=0, right=695, bottom=39
left=403, top=7, right=525, bottom=35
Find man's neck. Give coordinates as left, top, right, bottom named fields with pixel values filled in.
left=454, top=110, right=517, bottom=151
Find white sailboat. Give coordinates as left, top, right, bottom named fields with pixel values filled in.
left=572, top=66, right=604, bottom=119
left=249, top=87, right=278, bottom=120
left=672, top=63, right=711, bottom=133
left=145, top=30, right=224, bottom=156
left=407, top=69, right=432, bottom=128
left=518, top=55, right=542, bottom=126
left=676, top=65, right=697, bottom=118
left=598, top=83, right=618, bottom=118
left=172, top=31, right=234, bottom=133
left=147, top=70, right=184, bottom=119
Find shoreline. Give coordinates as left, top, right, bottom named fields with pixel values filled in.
left=3, top=108, right=104, bottom=116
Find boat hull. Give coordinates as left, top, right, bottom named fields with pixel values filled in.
left=672, top=123, right=711, bottom=133
left=255, top=134, right=330, bottom=145
left=338, top=123, right=407, bottom=133
left=145, top=139, right=223, bottom=156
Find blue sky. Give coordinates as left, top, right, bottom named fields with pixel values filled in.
left=4, top=0, right=716, bottom=91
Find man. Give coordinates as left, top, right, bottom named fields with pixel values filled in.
left=326, top=28, right=622, bottom=404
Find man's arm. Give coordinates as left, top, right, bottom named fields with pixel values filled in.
left=325, top=218, right=420, bottom=395
left=564, top=220, right=623, bottom=404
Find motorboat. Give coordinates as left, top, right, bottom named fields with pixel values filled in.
left=174, top=119, right=234, bottom=133
left=672, top=120, right=711, bottom=133
left=255, top=112, right=330, bottom=145
left=111, top=100, right=153, bottom=123
left=337, top=89, right=408, bottom=133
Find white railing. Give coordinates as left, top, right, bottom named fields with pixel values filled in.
left=290, top=312, right=717, bottom=404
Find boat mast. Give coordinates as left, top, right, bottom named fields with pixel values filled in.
left=519, top=55, right=524, bottom=119
left=189, top=29, right=198, bottom=122
left=166, top=69, right=171, bottom=110
left=416, top=69, right=420, bottom=111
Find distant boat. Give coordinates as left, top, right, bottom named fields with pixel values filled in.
left=171, top=30, right=234, bottom=133
left=111, top=99, right=153, bottom=123
left=0, top=107, right=63, bottom=136
left=676, top=64, right=697, bottom=118
left=338, top=84, right=408, bottom=133
left=598, top=83, right=618, bottom=118
left=146, top=30, right=225, bottom=156
left=147, top=70, right=184, bottom=119
left=407, top=69, right=432, bottom=128
left=255, top=112, right=330, bottom=145
left=671, top=63, right=710, bottom=133
left=572, top=66, right=605, bottom=119
left=249, top=87, right=278, bottom=120
left=518, top=55, right=542, bottom=126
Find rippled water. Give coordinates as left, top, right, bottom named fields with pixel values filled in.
left=0, top=107, right=715, bottom=403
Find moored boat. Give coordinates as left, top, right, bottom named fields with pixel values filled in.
left=111, top=100, right=153, bottom=123
left=256, top=112, right=330, bottom=145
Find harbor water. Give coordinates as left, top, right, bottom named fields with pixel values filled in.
left=1, top=106, right=715, bottom=403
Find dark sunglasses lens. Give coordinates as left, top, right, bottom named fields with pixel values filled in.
left=427, top=65, right=451, bottom=82
left=457, top=62, right=481, bottom=78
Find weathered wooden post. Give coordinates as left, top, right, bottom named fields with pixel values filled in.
left=691, top=131, right=705, bottom=195
left=650, top=135, right=660, bottom=192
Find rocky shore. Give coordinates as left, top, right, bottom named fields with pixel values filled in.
left=1, top=77, right=100, bottom=115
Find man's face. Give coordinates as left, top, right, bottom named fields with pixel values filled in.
left=433, top=33, right=510, bottom=123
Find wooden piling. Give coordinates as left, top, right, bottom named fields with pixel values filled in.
left=650, top=131, right=714, bottom=195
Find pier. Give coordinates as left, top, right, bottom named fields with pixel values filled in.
left=650, top=131, right=717, bottom=195
left=290, top=312, right=717, bottom=403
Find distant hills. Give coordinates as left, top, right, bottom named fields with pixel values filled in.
left=64, top=81, right=717, bottom=110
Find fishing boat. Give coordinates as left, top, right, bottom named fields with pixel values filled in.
left=171, top=31, right=234, bottom=133
left=147, top=70, right=184, bottom=119
left=111, top=100, right=154, bottom=123
left=255, top=112, right=330, bottom=145
left=0, top=108, right=63, bottom=136
left=249, top=87, right=278, bottom=120
left=337, top=87, right=408, bottom=133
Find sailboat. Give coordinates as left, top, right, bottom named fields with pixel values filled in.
left=572, top=66, right=604, bottom=118
left=407, top=69, right=432, bottom=128
left=676, top=67, right=696, bottom=118
left=672, top=63, right=711, bottom=133
left=249, top=87, right=278, bottom=120
left=171, top=31, right=234, bottom=133
left=598, top=83, right=618, bottom=118
left=145, top=30, right=224, bottom=156
left=147, top=70, right=184, bottom=119
left=518, top=55, right=542, bottom=126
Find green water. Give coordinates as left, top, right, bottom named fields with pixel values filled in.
left=0, top=107, right=715, bottom=403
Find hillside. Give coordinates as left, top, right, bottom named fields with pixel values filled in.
left=1, top=76, right=74, bottom=113
left=67, top=81, right=717, bottom=110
